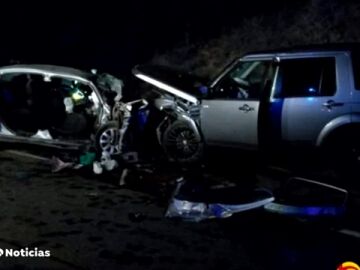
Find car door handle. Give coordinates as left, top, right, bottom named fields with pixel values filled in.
left=322, top=100, right=344, bottom=109
left=239, top=104, right=254, bottom=112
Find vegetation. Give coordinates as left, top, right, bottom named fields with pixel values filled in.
left=151, top=0, right=360, bottom=78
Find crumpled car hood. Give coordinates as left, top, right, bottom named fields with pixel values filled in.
left=133, top=65, right=208, bottom=104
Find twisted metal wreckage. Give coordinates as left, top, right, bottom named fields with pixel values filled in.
left=0, top=65, right=137, bottom=173
left=0, top=64, right=350, bottom=221
left=0, top=64, right=205, bottom=174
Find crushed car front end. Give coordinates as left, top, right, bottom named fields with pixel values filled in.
left=133, top=65, right=205, bottom=163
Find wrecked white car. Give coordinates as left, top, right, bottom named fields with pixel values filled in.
left=0, top=65, right=125, bottom=155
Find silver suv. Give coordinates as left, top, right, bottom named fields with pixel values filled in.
left=134, top=45, right=360, bottom=164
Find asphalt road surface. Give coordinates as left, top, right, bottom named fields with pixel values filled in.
left=0, top=150, right=359, bottom=270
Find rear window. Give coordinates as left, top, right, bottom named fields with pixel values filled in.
left=276, top=57, right=336, bottom=98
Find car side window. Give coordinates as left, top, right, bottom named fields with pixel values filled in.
left=0, top=73, right=44, bottom=108
left=276, top=57, right=336, bottom=98
left=212, top=60, right=271, bottom=100
left=48, top=78, right=99, bottom=115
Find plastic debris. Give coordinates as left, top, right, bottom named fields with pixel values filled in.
left=119, top=168, right=129, bottom=186
left=93, top=161, right=103, bottom=175
left=31, top=129, right=53, bottom=140
left=165, top=178, right=274, bottom=222
left=73, top=164, right=84, bottom=170
left=100, top=152, right=118, bottom=171
left=51, top=156, right=74, bottom=173
left=79, top=152, right=96, bottom=166
left=264, top=177, right=348, bottom=217
left=103, top=159, right=118, bottom=171
left=166, top=199, right=208, bottom=222
left=92, top=152, right=119, bottom=175
left=51, top=150, right=118, bottom=175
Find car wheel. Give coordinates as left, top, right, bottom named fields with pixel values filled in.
left=95, top=122, right=121, bottom=156
left=162, top=120, right=203, bottom=163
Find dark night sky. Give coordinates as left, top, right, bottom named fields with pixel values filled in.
left=0, top=0, right=307, bottom=76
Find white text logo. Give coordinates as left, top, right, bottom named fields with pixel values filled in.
left=0, top=248, right=51, bottom=258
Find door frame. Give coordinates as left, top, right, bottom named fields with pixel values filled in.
left=201, top=56, right=277, bottom=148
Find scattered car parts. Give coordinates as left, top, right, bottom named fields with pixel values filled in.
left=165, top=177, right=274, bottom=222
left=264, top=177, right=348, bottom=217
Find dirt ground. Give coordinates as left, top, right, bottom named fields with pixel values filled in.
left=0, top=150, right=359, bottom=270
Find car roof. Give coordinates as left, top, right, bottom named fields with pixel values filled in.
left=0, top=64, right=92, bottom=80
left=244, top=43, right=360, bottom=57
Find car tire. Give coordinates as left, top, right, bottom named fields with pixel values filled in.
left=162, top=120, right=203, bottom=163
left=95, top=121, right=121, bottom=156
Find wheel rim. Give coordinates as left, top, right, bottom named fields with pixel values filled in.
left=164, top=126, right=200, bottom=160
left=99, top=128, right=121, bottom=155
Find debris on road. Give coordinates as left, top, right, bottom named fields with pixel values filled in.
left=165, top=178, right=274, bottom=222
left=128, top=212, right=146, bottom=223
left=79, top=152, right=96, bottom=166
left=119, top=168, right=129, bottom=186
left=100, top=152, right=118, bottom=171
left=264, top=177, right=348, bottom=217
left=49, top=148, right=120, bottom=175
left=86, top=192, right=100, bottom=198
left=92, top=152, right=119, bottom=175
left=93, top=161, right=103, bottom=175
left=50, top=156, right=75, bottom=173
